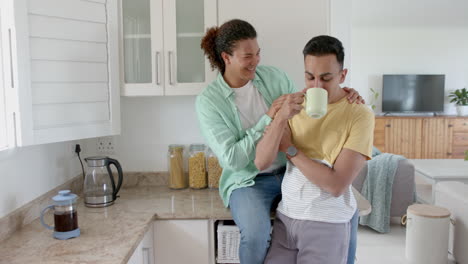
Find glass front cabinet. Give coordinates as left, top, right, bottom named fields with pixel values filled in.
left=120, top=0, right=217, bottom=96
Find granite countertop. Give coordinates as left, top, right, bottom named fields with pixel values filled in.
left=0, top=186, right=231, bottom=264
left=0, top=185, right=371, bottom=264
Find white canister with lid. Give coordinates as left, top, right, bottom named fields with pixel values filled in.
left=406, top=204, right=450, bottom=264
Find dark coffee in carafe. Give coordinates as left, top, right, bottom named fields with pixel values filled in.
left=54, top=211, right=78, bottom=232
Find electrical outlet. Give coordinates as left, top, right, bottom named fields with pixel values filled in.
left=96, top=136, right=116, bottom=155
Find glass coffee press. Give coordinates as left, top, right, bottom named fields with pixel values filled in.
left=40, top=190, right=80, bottom=240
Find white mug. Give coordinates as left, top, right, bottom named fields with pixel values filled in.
left=305, top=88, right=328, bottom=118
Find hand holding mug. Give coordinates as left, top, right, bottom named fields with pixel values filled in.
left=275, top=93, right=303, bottom=121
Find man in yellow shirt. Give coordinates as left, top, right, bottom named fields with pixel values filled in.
left=255, top=35, right=374, bottom=264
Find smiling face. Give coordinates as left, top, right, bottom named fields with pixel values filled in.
left=222, top=38, right=260, bottom=87
left=304, top=54, right=348, bottom=103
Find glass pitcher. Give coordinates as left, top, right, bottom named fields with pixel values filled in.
left=84, top=156, right=123, bottom=207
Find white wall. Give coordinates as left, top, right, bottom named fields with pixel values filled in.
left=110, top=96, right=204, bottom=171
left=217, top=0, right=330, bottom=90
left=350, top=0, right=468, bottom=113
left=0, top=141, right=83, bottom=218
left=330, top=0, right=352, bottom=86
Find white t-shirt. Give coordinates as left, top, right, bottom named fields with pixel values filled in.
left=277, top=160, right=357, bottom=223
left=233, top=81, right=283, bottom=173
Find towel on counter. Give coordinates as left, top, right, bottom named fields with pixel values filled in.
left=359, top=147, right=405, bottom=233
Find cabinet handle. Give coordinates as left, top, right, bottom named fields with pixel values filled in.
left=168, top=51, right=174, bottom=85
left=8, top=29, right=14, bottom=88
left=447, top=152, right=452, bottom=156
left=142, top=247, right=151, bottom=264
left=448, top=124, right=453, bottom=127
left=155, top=52, right=161, bottom=85
left=385, top=124, right=391, bottom=127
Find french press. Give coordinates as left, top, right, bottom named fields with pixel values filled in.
left=40, top=190, right=80, bottom=240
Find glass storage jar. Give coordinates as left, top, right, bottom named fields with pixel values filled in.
left=168, top=144, right=187, bottom=189
left=206, top=148, right=222, bottom=189
left=188, top=144, right=207, bottom=189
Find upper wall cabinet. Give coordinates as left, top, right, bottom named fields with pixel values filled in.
left=120, top=0, right=217, bottom=96
left=4, top=0, right=120, bottom=146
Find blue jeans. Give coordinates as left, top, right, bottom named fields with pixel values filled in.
left=347, top=209, right=359, bottom=264
left=229, top=169, right=358, bottom=264
left=230, top=171, right=284, bottom=264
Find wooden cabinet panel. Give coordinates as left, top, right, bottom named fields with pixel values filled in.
left=453, top=132, right=468, bottom=159
left=453, top=119, right=468, bottom=132
left=374, top=132, right=385, bottom=152
left=452, top=118, right=468, bottom=159
left=453, top=133, right=468, bottom=145
left=421, top=119, right=453, bottom=159
left=374, top=118, right=386, bottom=152
left=375, top=118, right=386, bottom=133
left=452, top=145, right=467, bottom=159
left=385, top=118, right=422, bottom=159
left=375, top=116, right=468, bottom=159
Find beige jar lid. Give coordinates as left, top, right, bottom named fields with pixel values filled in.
left=408, top=204, right=450, bottom=218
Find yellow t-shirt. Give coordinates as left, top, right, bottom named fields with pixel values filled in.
left=289, top=96, right=375, bottom=165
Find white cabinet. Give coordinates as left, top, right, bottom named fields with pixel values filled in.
left=128, top=224, right=155, bottom=264
left=153, top=220, right=214, bottom=264
left=120, top=0, right=217, bottom=96
left=2, top=0, right=120, bottom=146
left=0, top=2, right=15, bottom=150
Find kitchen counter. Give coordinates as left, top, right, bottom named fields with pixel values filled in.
left=0, top=185, right=371, bottom=264
left=0, top=186, right=230, bottom=264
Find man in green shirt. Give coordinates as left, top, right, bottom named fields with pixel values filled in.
left=197, top=19, right=363, bottom=264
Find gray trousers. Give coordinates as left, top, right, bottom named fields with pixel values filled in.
left=264, top=211, right=350, bottom=264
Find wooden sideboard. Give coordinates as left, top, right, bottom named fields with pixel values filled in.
left=374, top=116, right=468, bottom=159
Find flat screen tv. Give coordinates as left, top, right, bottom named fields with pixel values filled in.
left=382, top=74, right=445, bottom=112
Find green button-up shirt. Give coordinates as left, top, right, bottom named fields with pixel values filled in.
left=195, top=65, right=297, bottom=207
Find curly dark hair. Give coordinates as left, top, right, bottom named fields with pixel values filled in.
left=200, top=19, right=257, bottom=74
left=303, top=35, right=345, bottom=69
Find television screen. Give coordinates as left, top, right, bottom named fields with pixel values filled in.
left=382, top=74, right=445, bottom=112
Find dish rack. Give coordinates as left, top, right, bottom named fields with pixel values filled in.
left=217, top=220, right=240, bottom=263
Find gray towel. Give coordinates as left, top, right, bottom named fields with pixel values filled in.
left=359, top=150, right=405, bottom=233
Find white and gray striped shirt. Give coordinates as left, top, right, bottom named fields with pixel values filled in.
left=277, top=160, right=356, bottom=223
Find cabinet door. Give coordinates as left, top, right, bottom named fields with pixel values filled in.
left=0, top=2, right=15, bottom=150
left=421, top=118, right=453, bottom=159
left=121, top=0, right=164, bottom=96
left=162, top=0, right=217, bottom=95
left=128, top=224, right=155, bottom=264
left=452, top=118, right=468, bottom=159
left=154, top=220, right=212, bottom=264
left=374, top=118, right=386, bottom=152
left=385, top=118, right=422, bottom=159
left=10, top=0, right=120, bottom=146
